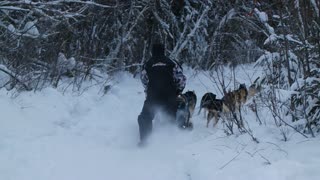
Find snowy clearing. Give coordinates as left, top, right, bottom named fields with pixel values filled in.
left=1, top=64, right=319, bottom=180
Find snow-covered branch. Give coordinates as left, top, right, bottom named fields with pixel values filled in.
left=1, top=0, right=115, bottom=8
left=170, top=5, right=210, bottom=60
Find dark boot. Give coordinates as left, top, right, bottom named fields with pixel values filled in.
left=137, top=99, right=155, bottom=143
left=138, top=114, right=153, bottom=142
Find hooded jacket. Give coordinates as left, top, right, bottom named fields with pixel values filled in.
left=140, top=44, right=186, bottom=99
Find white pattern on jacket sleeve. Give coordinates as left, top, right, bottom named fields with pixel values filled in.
left=140, top=65, right=149, bottom=92
left=173, top=63, right=186, bottom=94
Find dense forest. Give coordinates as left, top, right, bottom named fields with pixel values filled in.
left=0, top=0, right=319, bottom=136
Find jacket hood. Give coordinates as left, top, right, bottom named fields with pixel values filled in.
left=152, top=43, right=165, bottom=57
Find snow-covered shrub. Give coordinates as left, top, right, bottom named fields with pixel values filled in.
left=55, top=53, right=76, bottom=77
left=253, top=1, right=320, bottom=137
left=0, top=64, right=11, bottom=88
left=292, top=69, right=320, bottom=135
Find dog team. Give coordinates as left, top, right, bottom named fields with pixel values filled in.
left=137, top=43, right=260, bottom=145
left=178, top=83, right=260, bottom=129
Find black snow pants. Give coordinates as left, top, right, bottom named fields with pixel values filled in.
left=137, top=95, right=177, bottom=142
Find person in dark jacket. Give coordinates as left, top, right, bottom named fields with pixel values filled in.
left=138, top=43, right=186, bottom=143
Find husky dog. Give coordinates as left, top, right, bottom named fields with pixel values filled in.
left=176, top=91, right=197, bottom=129
left=184, top=91, right=197, bottom=117
left=223, top=84, right=249, bottom=112
left=199, top=84, right=249, bottom=127
left=246, top=84, right=262, bottom=112
left=234, top=83, right=248, bottom=106
left=199, top=92, right=224, bottom=127
left=198, top=92, right=216, bottom=116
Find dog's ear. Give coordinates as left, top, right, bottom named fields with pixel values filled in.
left=239, top=83, right=246, bottom=89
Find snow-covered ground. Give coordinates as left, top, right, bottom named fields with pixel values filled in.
left=1, top=64, right=319, bottom=180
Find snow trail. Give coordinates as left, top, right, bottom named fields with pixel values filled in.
left=1, top=65, right=320, bottom=180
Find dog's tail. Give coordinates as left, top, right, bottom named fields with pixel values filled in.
left=198, top=101, right=208, bottom=115
left=198, top=106, right=202, bottom=115
left=198, top=98, right=205, bottom=115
